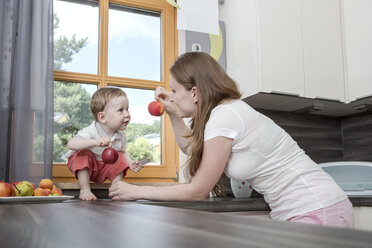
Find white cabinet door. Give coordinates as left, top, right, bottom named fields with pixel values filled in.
left=353, top=206, right=372, bottom=232
left=342, top=0, right=372, bottom=101
left=220, top=0, right=349, bottom=102
left=258, top=0, right=305, bottom=96
left=302, top=0, right=345, bottom=101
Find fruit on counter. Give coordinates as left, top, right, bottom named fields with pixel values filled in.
left=13, top=181, right=36, bottom=190
left=33, top=183, right=63, bottom=197
left=14, top=181, right=34, bottom=196
left=102, top=148, right=118, bottom=164
left=51, top=185, right=63, bottom=196
left=11, top=181, right=19, bottom=187
left=0, top=181, right=15, bottom=197
left=39, top=179, right=53, bottom=190
left=1, top=179, right=64, bottom=197
left=148, top=101, right=164, bottom=116
left=34, top=187, right=50, bottom=196
left=11, top=181, right=35, bottom=191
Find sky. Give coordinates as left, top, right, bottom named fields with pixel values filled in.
left=54, top=0, right=162, bottom=125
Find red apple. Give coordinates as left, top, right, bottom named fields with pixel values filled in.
left=148, top=101, right=164, bottom=116
left=11, top=181, right=20, bottom=187
left=0, top=181, right=15, bottom=197
left=102, top=148, right=118, bottom=164
left=51, top=185, right=63, bottom=196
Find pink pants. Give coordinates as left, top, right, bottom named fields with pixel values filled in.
left=67, top=150, right=129, bottom=183
left=287, top=199, right=354, bottom=228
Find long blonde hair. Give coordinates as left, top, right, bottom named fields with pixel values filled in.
left=170, top=52, right=241, bottom=195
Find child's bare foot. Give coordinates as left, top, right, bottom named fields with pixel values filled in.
left=79, top=188, right=97, bottom=201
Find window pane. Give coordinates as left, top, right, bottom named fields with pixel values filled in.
left=33, top=111, right=45, bottom=163
left=53, top=82, right=97, bottom=163
left=108, top=5, right=161, bottom=81
left=54, top=0, right=99, bottom=74
left=115, top=87, right=162, bottom=165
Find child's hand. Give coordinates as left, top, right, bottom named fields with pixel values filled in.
left=129, top=160, right=145, bottom=173
left=97, top=136, right=112, bottom=147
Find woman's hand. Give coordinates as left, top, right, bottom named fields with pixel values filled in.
left=155, top=86, right=180, bottom=117
left=109, top=181, right=137, bottom=201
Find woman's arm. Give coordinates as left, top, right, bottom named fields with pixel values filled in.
left=109, top=136, right=233, bottom=201
left=155, top=86, right=191, bottom=154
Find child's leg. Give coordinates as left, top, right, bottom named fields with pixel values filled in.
left=77, top=168, right=97, bottom=201
left=111, top=172, right=123, bottom=184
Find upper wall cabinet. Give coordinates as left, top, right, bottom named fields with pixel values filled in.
left=302, top=0, right=345, bottom=101
left=220, top=0, right=346, bottom=102
left=258, top=0, right=305, bottom=97
left=342, top=0, right=372, bottom=102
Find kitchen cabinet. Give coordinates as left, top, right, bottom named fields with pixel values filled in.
left=220, top=0, right=345, bottom=101
left=353, top=206, right=372, bottom=232
left=258, top=0, right=304, bottom=97
left=302, top=0, right=345, bottom=101
left=342, top=0, right=372, bottom=101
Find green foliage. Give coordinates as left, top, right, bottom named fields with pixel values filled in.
left=127, top=138, right=154, bottom=161
left=53, top=133, right=67, bottom=163
left=54, top=82, right=93, bottom=131
left=33, top=134, right=44, bottom=163
left=53, top=14, right=88, bottom=70
left=126, top=120, right=160, bottom=143
left=53, top=82, right=93, bottom=163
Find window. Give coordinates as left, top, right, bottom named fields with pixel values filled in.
left=53, top=0, right=178, bottom=183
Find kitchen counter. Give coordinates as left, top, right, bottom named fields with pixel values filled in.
left=138, top=196, right=372, bottom=212
left=61, top=185, right=372, bottom=211
left=1, top=199, right=371, bottom=248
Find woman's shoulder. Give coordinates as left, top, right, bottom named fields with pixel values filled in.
left=213, top=99, right=253, bottom=113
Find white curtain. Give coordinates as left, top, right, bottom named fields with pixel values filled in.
left=0, top=0, right=54, bottom=182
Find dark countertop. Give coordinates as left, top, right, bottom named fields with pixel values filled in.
left=138, top=197, right=271, bottom=212
left=138, top=196, right=372, bottom=212
left=63, top=188, right=372, bottom=212
left=349, top=197, right=372, bottom=207
left=1, top=200, right=372, bottom=248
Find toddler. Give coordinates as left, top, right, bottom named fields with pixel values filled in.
left=64, top=87, right=144, bottom=200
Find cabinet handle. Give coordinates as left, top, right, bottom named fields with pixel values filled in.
left=314, top=96, right=341, bottom=102
left=270, top=90, right=300, bottom=97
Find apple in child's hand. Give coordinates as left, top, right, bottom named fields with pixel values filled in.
left=102, top=148, right=118, bottom=164
left=148, top=101, right=164, bottom=116
left=0, top=181, right=15, bottom=197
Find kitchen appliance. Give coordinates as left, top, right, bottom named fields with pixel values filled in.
left=319, top=161, right=372, bottom=197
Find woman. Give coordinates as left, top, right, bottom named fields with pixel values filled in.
left=109, top=52, right=353, bottom=227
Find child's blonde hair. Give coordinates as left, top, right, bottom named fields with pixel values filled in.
left=90, top=87, right=127, bottom=121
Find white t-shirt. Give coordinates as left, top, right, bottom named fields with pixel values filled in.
left=204, top=100, right=347, bottom=221
left=62, top=121, right=127, bottom=161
